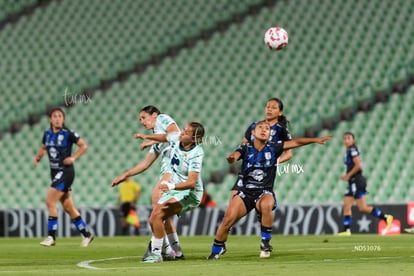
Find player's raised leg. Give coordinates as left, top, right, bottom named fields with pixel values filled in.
left=208, top=194, right=247, bottom=260
left=356, top=195, right=393, bottom=231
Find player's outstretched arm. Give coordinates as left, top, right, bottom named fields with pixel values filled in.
left=226, top=151, right=241, bottom=164
left=111, top=152, right=158, bottom=187
left=134, top=133, right=168, bottom=142
left=283, top=135, right=332, bottom=150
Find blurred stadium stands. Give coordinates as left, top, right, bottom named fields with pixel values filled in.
left=0, top=0, right=413, bottom=208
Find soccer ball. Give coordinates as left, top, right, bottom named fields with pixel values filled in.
left=264, top=26, right=288, bottom=50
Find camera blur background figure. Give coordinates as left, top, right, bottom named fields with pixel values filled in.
left=118, top=175, right=142, bottom=236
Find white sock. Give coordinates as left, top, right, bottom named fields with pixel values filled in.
left=168, top=232, right=182, bottom=256
left=151, top=236, right=163, bottom=255
left=163, top=235, right=174, bottom=254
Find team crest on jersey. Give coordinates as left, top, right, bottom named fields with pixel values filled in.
left=57, top=134, right=64, bottom=146
left=265, top=152, right=272, bottom=160
left=250, top=169, right=264, bottom=182
left=49, top=147, right=58, bottom=159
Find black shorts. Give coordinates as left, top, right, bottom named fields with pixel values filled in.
left=236, top=188, right=278, bottom=213
left=230, top=174, right=243, bottom=191
left=120, top=202, right=133, bottom=218
left=344, top=173, right=367, bottom=199
left=50, top=168, right=74, bottom=193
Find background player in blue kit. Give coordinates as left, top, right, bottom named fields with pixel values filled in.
left=337, top=132, right=393, bottom=236
left=34, top=108, right=94, bottom=247
left=208, top=121, right=331, bottom=259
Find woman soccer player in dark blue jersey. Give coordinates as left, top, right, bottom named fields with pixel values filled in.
left=208, top=121, right=331, bottom=259
left=34, top=108, right=94, bottom=247
left=337, top=132, right=393, bottom=236
left=230, top=98, right=292, bottom=195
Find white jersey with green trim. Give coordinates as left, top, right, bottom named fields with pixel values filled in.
left=167, top=135, right=204, bottom=199
left=148, top=114, right=179, bottom=176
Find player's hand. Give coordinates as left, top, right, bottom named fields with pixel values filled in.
left=316, top=135, right=332, bottom=144
left=226, top=153, right=237, bottom=163
left=341, top=175, right=349, bottom=181
left=160, top=180, right=175, bottom=192
left=111, top=172, right=129, bottom=187
left=134, top=133, right=147, bottom=139
left=33, top=156, right=40, bottom=167
left=63, top=156, right=75, bottom=165
left=140, top=140, right=154, bottom=151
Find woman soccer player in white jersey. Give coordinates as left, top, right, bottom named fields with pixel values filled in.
left=112, top=106, right=184, bottom=260
left=135, top=121, right=205, bottom=263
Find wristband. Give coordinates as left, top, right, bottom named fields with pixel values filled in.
left=161, top=180, right=175, bottom=190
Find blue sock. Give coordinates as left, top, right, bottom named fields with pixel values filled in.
left=371, top=207, right=386, bottom=220
left=47, top=216, right=58, bottom=239
left=72, top=216, right=90, bottom=237
left=343, top=216, right=352, bottom=231
left=261, top=225, right=272, bottom=241
left=212, top=239, right=225, bottom=254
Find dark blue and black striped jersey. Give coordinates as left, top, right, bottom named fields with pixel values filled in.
left=244, top=122, right=291, bottom=143
left=344, top=144, right=362, bottom=174
left=42, top=128, right=80, bottom=171
left=236, top=140, right=284, bottom=190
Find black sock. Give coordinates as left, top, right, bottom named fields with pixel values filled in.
left=47, top=216, right=58, bottom=240
left=343, top=216, right=352, bottom=231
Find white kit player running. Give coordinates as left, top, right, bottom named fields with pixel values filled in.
left=112, top=106, right=183, bottom=260
left=135, top=122, right=205, bottom=263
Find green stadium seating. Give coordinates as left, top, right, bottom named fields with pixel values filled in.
left=0, top=0, right=413, bottom=208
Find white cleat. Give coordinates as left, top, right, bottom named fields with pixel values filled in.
left=40, top=236, right=56, bottom=247
left=81, top=234, right=95, bottom=247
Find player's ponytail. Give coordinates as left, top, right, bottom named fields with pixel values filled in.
left=268, top=97, right=289, bottom=128
left=140, top=105, right=160, bottom=115
left=190, top=121, right=205, bottom=144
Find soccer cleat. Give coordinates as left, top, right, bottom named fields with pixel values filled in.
left=404, top=228, right=414, bottom=234
left=259, top=240, right=273, bottom=258
left=207, top=245, right=227, bottom=260
left=162, top=249, right=176, bottom=261
left=142, top=253, right=163, bottom=263
left=81, top=234, right=95, bottom=247
left=385, top=215, right=393, bottom=231
left=337, top=231, right=351, bottom=236
left=142, top=241, right=152, bottom=261
left=175, top=254, right=185, bottom=260
left=40, top=236, right=56, bottom=247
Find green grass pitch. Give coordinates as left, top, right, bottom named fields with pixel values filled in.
left=1, top=235, right=414, bottom=275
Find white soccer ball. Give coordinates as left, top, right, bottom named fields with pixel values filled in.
left=264, top=26, right=288, bottom=51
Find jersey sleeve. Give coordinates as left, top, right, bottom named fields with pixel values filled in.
left=69, top=129, right=80, bottom=144
left=244, top=124, right=254, bottom=142
left=274, top=140, right=285, bottom=157
left=157, top=114, right=177, bottom=132
left=350, top=147, right=360, bottom=158
left=149, top=143, right=161, bottom=155
left=280, top=126, right=292, bottom=141
left=235, top=144, right=246, bottom=160
left=42, top=131, right=47, bottom=144
left=166, top=131, right=180, bottom=143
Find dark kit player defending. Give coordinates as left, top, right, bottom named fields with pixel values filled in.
left=34, top=108, right=94, bottom=247
left=337, top=132, right=393, bottom=236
